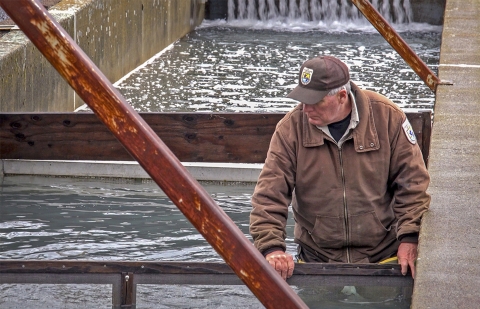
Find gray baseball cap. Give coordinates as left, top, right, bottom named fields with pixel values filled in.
left=287, top=55, right=350, bottom=104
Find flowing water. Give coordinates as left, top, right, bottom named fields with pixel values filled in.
left=2, top=1, right=440, bottom=307
left=110, top=25, right=440, bottom=114
left=228, top=0, right=414, bottom=24
left=0, top=176, right=411, bottom=308
left=102, top=0, right=441, bottom=115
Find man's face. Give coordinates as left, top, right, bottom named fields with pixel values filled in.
left=302, top=91, right=347, bottom=127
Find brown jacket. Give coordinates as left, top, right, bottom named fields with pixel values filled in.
left=250, top=82, right=430, bottom=263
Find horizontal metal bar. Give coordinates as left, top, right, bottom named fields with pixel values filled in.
left=0, top=265, right=412, bottom=288
left=0, top=260, right=410, bottom=278
left=0, top=273, right=120, bottom=284
left=0, top=264, right=413, bottom=288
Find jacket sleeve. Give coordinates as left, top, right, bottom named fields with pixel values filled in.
left=389, top=114, right=431, bottom=239
left=249, top=121, right=297, bottom=254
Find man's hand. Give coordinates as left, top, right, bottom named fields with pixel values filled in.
left=397, top=242, right=418, bottom=278
left=265, top=250, right=295, bottom=280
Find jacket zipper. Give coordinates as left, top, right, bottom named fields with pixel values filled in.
left=339, top=148, right=351, bottom=263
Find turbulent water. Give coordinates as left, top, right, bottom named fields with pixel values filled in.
left=105, top=19, right=441, bottom=115
left=228, top=0, right=414, bottom=24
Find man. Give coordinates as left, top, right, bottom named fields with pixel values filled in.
left=250, top=55, right=430, bottom=280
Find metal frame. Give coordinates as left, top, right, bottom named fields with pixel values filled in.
left=0, top=260, right=413, bottom=308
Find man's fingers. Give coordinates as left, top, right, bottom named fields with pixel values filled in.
left=409, top=260, right=416, bottom=279
left=287, top=257, right=295, bottom=278
left=400, top=258, right=409, bottom=276
left=399, top=258, right=416, bottom=278
left=266, top=253, right=295, bottom=280
left=397, top=242, right=418, bottom=279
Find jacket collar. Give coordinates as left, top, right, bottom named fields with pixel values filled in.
left=302, top=82, right=380, bottom=152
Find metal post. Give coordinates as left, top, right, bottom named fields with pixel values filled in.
left=0, top=1, right=308, bottom=308
left=350, top=0, right=452, bottom=91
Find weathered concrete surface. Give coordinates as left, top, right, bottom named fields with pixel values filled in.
left=411, top=0, right=480, bottom=308
left=0, top=12, right=75, bottom=111
left=0, top=0, right=205, bottom=112
left=410, top=0, right=446, bottom=25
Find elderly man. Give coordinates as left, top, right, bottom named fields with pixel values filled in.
left=250, top=55, right=430, bottom=280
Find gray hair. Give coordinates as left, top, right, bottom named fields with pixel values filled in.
left=327, top=81, right=351, bottom=96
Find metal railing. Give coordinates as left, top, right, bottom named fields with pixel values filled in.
left=0, top=260, right=413, bottom=308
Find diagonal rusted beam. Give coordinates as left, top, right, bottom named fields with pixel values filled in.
left=0, top=1, right=308, bottom=308
left=351, top=0, right=452, bottom=92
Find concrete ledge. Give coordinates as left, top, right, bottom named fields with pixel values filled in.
left=412, top=0, right=480, bottom=308
left=0, top=0, right=205, bottom=112
left=1, top=160, right=263, bottom=183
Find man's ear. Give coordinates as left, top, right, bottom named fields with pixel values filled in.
left=338, top=89, right=349, bottom=103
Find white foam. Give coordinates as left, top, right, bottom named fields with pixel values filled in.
left=201, top=0, right=442, bottom=33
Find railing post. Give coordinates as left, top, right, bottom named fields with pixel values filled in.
left=112, top=274, right=123, bottom=309
left=121, top=272, right=135, bottom=309
left=0, top=1, right=308, bottom=308
left=350, top=0, right=452, bottom=92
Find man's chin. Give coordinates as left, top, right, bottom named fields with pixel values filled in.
left=308, top=118, right=324, bottom=127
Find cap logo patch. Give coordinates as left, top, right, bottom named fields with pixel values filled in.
left=301, top=67, right=313, bottom=85
left=402, top=119, right=417, bottom=144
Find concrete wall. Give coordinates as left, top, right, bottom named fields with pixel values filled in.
left=0, top=0, right=205, bottom=112
left=410, top=0, right=446, bottom=25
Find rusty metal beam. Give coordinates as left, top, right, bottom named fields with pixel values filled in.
left=351, top=0, right=452, bottom=92
left=0, top=1, right=307, bottom=308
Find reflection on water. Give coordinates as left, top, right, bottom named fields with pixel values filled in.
left=109, top=21, right=441, bottom=114
left=0, top=176, right=271, bottom=261
left=0, top=176, right=410, bottom=308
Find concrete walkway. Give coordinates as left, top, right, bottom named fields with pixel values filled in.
left=411, top=0, right=480, bottom=308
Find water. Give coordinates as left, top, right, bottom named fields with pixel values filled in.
left=109, top=21, right=441, bottom=114
left=0, top=8, right=7, bottom=22
left=0, top=176, right=264, bottom=261
left=229, top=0, right=413, bottom=24
left=0, top=176, right=410, bottom=308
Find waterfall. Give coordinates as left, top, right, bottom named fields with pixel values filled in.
left=228, top=0, right=413, bottom=24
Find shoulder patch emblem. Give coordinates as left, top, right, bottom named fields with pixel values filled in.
left=301, top=67, right=313, bottom=85
left=402, top=118, right=417, bottom=145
